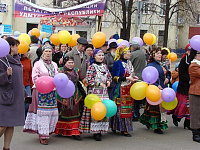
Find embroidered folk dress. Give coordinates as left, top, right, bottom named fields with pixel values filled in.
left=23, top=60, right=59, bottom=139
left=79, top=62, right=112, bottom=133
left=110, top=59, right=135, bottom=132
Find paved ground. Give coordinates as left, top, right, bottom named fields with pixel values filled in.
left=2, top=58, right=198, bottom=150
left=1, top=115, right=199, bottom=150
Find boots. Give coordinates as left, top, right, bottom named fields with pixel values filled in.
left=192, top=129, right=200, bottom=143
left=184, top=119, right=191, bottom=130
left=3, top=148, right=10, bottom=150
left=172, top=114, right=178, bottom=127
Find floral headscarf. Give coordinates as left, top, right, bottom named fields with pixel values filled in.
left=114, top=45, right=129, bottom=60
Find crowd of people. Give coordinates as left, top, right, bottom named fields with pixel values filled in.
left=0, top=34, right=200, bottom=150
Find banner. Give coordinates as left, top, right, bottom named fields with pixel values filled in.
left=14, top=0, right=106, bottom=18
left=2, top=24, right=12, bottom=33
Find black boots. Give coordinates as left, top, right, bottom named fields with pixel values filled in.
left=192, top=129, right=200, bottom=143
left=154, top=129, right=164, bottom=134
left=184, top=119, right=191, bottom=130
left=94, top=133, right=102, bottom=141
left=172, top=114, right=179, bottom=127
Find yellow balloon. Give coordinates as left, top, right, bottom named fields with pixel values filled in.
left=161, top=97, right=178, bottom=110
left=92, top=32, right=106, bottom=48
left=151, top=34, right=156, bottom=45
left=146, top=85, right=161, bottom=102
left=59, top=30, right=71, bottom=44
left=143, top=33, right=153, bottom=45
left=169, top=52, right=177, bottom=62
left=91, top=102, right=106, bottom=121
left=130, top=82, right=148, bottom=100
left=161, top=47, right=170, bottom=58
left=43, top=32, right=46, bottom=39
left=84, top=94, right=101, bottom=109
left=117, top=39, right=123, bottom=44
left=18, top=33, right=31, bottom=45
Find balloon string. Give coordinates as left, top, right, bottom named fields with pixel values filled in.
left=0, top=58, right=9, bottom=68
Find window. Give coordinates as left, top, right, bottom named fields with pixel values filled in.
left=76, top=31, right=87, bottom=39
left=27, top=23, right=38, bottom=33
left=160, top=0, right=166, bottom=16
left=198, top=15, right=200, bottom=24
left=140, top=30, right=147, bottom=40
left=142, top=0, right=150, bottom=14
left=158, top=30, right=164, bottom=46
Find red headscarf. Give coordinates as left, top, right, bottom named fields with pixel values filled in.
left=182, top=44, right=191, bottom=58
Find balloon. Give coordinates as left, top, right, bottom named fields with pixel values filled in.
left=117, top=39, right=123, bottom=44
left=172, top=81, right=179, bottom=93
left=31, top=28, right=40, bottom=38
left=50, top=34, right=60, bottom=46
left=151, top=34, right=156, bottom=45
left=190, top=35, right=200, bottom=51
left=130, top=82, right=148, bottom=100
left=40, top=32, right=45, bottom=38
left=92, top=32, right=106, bottom=48
left=161, top=88, right=176, bottom=102
left=91, top=102, right=107, bottom=120
left=143, top=33, right=153, bottom=45
left=84, top=94, right=101, bottom=109
left=18, top=33, right=31, bottom=45
left=59, top=30, right=71, bottom=44
left=118, top=40, right=130, bottom=47
left=28, top=30, right=31, bottom=36
left=14, top=31, right=21, bottom=37
left=142, top=66, right=159, bottom=84
left=18, top=40, right=29, bottom=54
left=146, top=97, right=163, bottom=105
left=53, top=73, right=69, bottom=88
left=146, top=85, right=161, bottom=102
left=35, top=76, right=55, bottom=94
left=39, top=36, right=43, bottom=41
left=56, top=80, right=75, bottom=98
left=68, top=34, right=80, bottom=47
left=108, top=39, right=118, bottom=46
left=161, top=97, right=178, bottom=110
left=132, top=37, right=143, bottom=47
left=102, top=99, right=117, bottom=117
left=0, top=38, right=10, bottom=57
left=169, top=52, right=177, bottom=62
left=161, top=47, right=170, bottom=58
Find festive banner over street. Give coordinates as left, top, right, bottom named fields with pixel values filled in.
left=14, top=0, right=106, bottom=18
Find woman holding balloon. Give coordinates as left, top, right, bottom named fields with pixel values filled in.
left=139, top=47, right=170, bottom=134
left=23, top=45, right=59, bottom=145
left=110, top=45, right=139, bottom=137
left=54, top=56, right=85, bottom=140
left=79, top=49, right=112, bottom=141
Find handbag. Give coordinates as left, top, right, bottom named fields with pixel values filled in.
left=77, top=81, right=86, bottom=100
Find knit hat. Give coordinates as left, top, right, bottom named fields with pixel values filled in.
left=42, top=45, right=53, bottom=52
left=114, top=45, right=129, bottom=60
left=93, top=49, right=104, bottom=56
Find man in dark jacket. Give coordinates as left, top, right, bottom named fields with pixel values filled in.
left=104, top=42, right=118, bottom=98
left=130, top=40, right=146, bottom=121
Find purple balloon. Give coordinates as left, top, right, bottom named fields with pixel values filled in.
left=132, top=37, right=143, bottom=47
left=190, top=35, right=200, bottom=51
left=142, top=66, right=159, bottom=84
left=39, top=36, right=42, bottom=41
left=0, top=38, right=10, bottom=57
left=118, top=40, right=130, bottom=47
left=161, top=88, right=176, bottom=102
left=28, top=30, right=31, bottom=36
left=108, top=39, right=118, bottom=47
left=54, top=73, right=69, bottom=88
left=56, top=80, right=75, bottom=98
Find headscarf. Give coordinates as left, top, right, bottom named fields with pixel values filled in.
left=90, top=49, right=104, bottom=65
left=63, top=56, right=74, bottom=65
left=114, top=45, right=129, bottom=60
left=42, top=45, right=53, bottom=52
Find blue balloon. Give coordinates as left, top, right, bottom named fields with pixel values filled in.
left=172, top=81, right=179, bottom=93
left=103, top=100, right=117, bottom=117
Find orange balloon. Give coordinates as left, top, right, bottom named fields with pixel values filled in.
left=146, top=85, right=161, bottom=102
left=18, top=40, right=29, bottom=54
left=91, top=102, right=106, bottom=121
left=50, top=34, right=60, bottom=46
left=31, top=28, right=40, bottom=38
left=169, top=52, right=177, bottom=62
left=92, top=32, right=106, bottom=48
left=143, top=33, right=154, bottom=45
left=68, top=34, right=80, bottom=47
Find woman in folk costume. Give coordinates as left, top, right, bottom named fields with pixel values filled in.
left=55, top=56, right=85, bottom=140
left=79, top=49, right=112, bottom=141
left=23, top=45, right=59, bottom=145
left=139, top=47, right=170, bottom=134
left=110, top=45, right=139, bottom=137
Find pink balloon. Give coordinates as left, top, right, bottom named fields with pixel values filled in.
left=35, top=76, right=55, bottom=94
left=146, top=97, right=163, bottom=105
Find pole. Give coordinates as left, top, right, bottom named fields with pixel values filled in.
left=98, top=16, right=103, bottom=31
left=12, top=0, right=15, bottom=35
